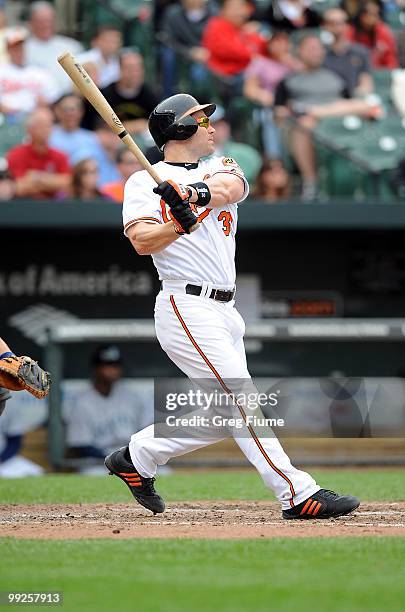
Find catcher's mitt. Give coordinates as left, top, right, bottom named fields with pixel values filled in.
left=0, top=355, right=51, bottom=399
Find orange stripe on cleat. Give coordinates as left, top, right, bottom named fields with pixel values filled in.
left=130, top=482, right=142, bottom=487
left=119, top=472, right=140, bottom=477
left=300, top=499, right=313, bottom=515
left=307, top=500, right=318, bottom=515
left=312, top=502, right=322, bottom=516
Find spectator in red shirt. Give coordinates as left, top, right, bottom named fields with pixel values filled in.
left=7, top=107, right=71, bottom=199
left=346, top=1, right=399, bottom=68
left=202, top=0, right=267, bottom=97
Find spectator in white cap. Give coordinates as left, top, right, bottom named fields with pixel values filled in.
left=0, top=26, right=58, bottom=119
left=25, top=1, right=83, bottom=97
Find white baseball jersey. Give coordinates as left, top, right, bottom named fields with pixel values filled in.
left=122, top=156, right=249, bottom=287
left=0, top=63, right=59, bottom=113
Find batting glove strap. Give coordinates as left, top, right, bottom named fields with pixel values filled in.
left=186, top=182, right=211, bottom=207
left=153, top=180, right=190, bottom=207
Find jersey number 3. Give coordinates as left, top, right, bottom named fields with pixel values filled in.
left=218, top=211, right=233, bottom=236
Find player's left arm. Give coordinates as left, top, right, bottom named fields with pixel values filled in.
left=186, top=157, right=248, bottom=209
left=189, top=172, right=245, bottom=208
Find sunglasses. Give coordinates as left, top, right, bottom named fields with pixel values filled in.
left=196, top=116, right=210, bottom=129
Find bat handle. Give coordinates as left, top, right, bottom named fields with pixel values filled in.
left=190, top=221, right=200, bottom=233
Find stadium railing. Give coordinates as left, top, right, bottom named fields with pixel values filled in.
left=45, top=317, right=405, bottom=468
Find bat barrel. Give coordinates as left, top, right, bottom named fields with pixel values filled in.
left=57, top=51, right=200, bottom=232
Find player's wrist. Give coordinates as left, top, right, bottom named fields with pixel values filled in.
left=186, top=182, right=211, bottom=207
left=172, top=221, right=185, bottom=236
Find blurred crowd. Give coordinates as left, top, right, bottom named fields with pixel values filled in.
left=0, top=0, right=405, bottom=202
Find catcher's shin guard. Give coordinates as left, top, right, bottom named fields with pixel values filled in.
left=105, top=446, right=165, bottom=515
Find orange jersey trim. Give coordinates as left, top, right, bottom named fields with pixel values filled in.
left=169, top=295, right=296, bottom=507
left=160, top=200, right=170, bottom=223
left=211, top=170, right=246, bottom=182
left=161, top=200, right=212, bottom=225
left=197, top=208, right=212, bottom=222
left=124, top=217, right=161, bottom=232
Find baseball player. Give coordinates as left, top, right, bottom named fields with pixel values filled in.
left=0, top=337, right=51, bottom=417
left=105, top=94, right=360, bottom=519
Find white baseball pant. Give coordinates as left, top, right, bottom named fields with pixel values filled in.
left=129, top=284, right=320, bottom=509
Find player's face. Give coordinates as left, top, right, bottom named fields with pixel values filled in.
left=95, top=364, right=122, bottom=384
left=189, top=111, right=216, bottom=156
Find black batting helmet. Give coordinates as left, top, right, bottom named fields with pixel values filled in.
left=148, top=94, right=216, bottom=150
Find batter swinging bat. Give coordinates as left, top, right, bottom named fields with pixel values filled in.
left=57, top=51, right=200, bottom=232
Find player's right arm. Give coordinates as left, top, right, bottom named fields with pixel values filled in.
left=123, top=172, right=198, bottom=255
left=127, top=222, right=180, bottom=256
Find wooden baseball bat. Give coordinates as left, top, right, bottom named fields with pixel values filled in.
left=57, top=51, right=200, bottom=232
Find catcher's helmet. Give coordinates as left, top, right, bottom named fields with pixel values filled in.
left=148, top=94, right=216, bottom=150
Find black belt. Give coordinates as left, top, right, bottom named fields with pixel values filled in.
left=185, top=283, right=235, bottom=302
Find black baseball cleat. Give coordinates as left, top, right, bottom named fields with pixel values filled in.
left=283, top=489, right=360, bottom=520
left=105, top=446, right=165, bottom=515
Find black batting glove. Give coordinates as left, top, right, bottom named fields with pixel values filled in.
left=153, top=180, right=190, bottom=207
left=153, top=180, right=198, bottom=234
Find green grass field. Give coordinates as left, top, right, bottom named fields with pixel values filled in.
left=1, top=469, right=405, bottom=612
left=0, top=468, right=404, bottom=504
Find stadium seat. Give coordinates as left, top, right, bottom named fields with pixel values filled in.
left=315, top=116, right=365, bottom=151
left=372, top=69, right=392, bottom=106
left=80, top=0, right=157, bottom=83
left=311, top=0, right=340, bottom=14
left=222, top=141, right=262, bottom=183
left=373, top=116, right=405, bottom=144
left=384, top=8, right=405, bottom=30
left=226, top=97, right=262, bottom=149
left=0, top=123, right=25, bottom=158
left=316, top=147, right=363, bottom=197
left=351, top=137, right=402, bottom=173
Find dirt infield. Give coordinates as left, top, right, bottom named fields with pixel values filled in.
left=1, top=501, right=405, bottom=539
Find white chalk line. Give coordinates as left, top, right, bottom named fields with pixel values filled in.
left=356, top=511, right=404, bottom=516
left=141, top=520, right=405, bottom=528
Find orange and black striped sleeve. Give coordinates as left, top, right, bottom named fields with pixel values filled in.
left=124, top=217, right=162, bottom=236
